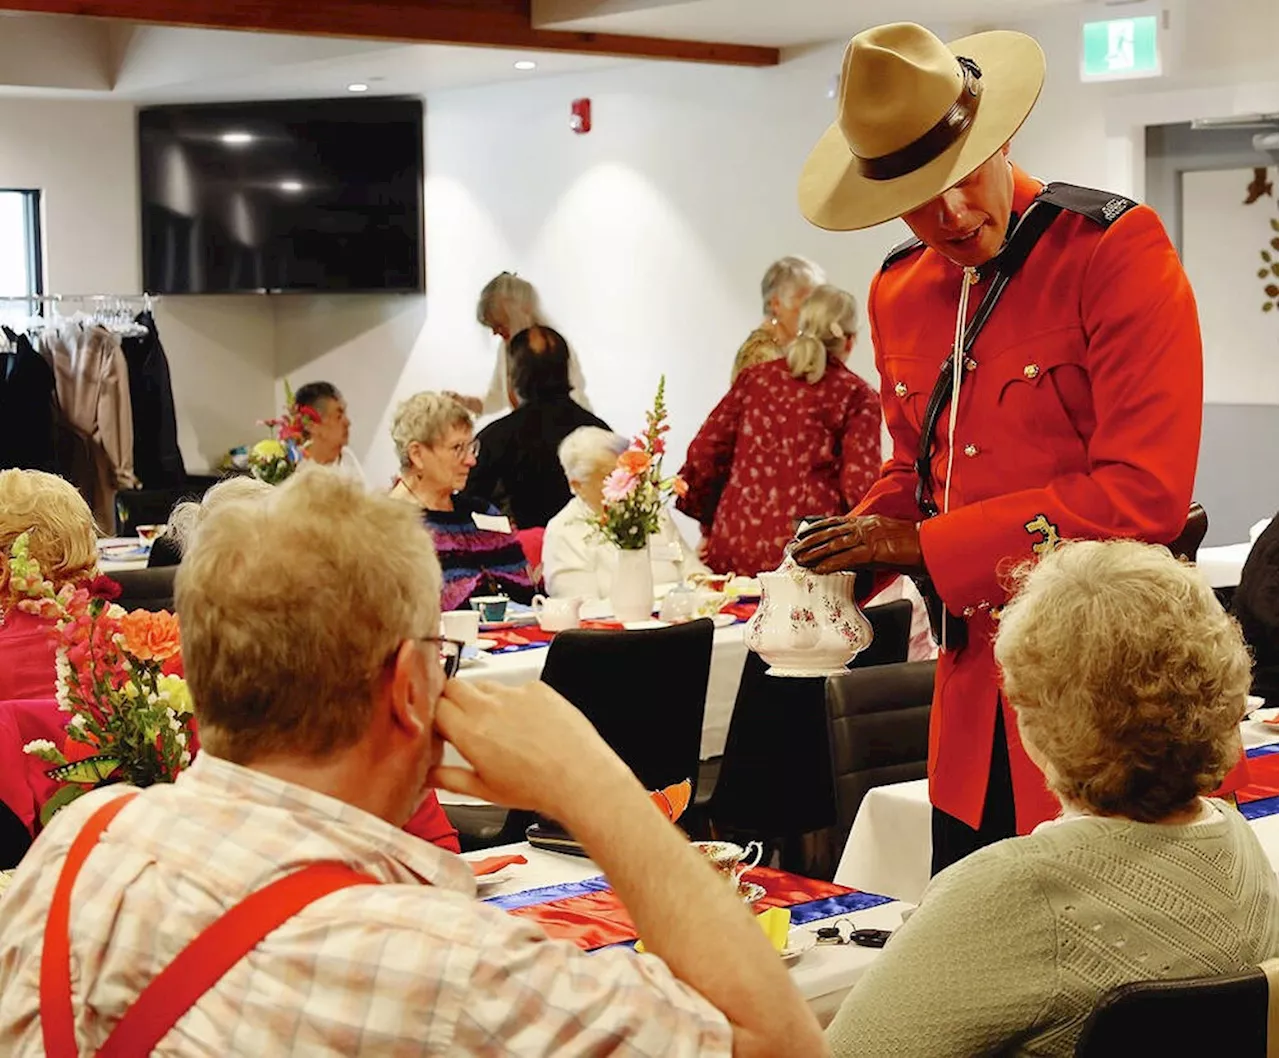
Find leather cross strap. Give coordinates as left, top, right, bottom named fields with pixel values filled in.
left=913, top=198, right=1065, bottom=519
left=41, top=795, right=379, bottom=1058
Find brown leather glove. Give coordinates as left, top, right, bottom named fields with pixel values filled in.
left=789, top=514, right=925, bottom=576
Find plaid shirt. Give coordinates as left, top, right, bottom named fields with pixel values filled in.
left=0, top=755, right=731, bottom=1056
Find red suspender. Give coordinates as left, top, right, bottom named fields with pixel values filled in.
left=41, top=795, right=139, bottom=1058
left=40, top=795, right=379, bottom=1058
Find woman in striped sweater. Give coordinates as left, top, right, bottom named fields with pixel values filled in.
left=390, top=392, right=537, bottom=611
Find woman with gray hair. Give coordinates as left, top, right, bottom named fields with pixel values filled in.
left=390, top=392, right=536, bottom=610
left=467, top=272, right=591, bottom=415
left=730, top=255, right=826, bottom=384
left=146, top=476, right=274, bottom=567
left=679, top=284, right=881, bottom=576
left=543, top=427, right=707, bottom=600
left=826, top=538, right=1278, bottom=1057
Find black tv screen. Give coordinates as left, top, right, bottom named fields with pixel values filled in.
left=139, top=97, right=424, bottom=294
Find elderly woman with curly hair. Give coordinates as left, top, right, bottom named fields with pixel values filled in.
left=826, top=539, right=1279, bottom=1058
left=390, top=392, right=537, bottom=611
left=0, top=469, right=102, bottom=702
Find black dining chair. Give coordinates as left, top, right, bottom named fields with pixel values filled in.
left=824, top=660, right=936, bottom=857
left=538, top=618, right=715, bottom=795
left=705, top=599, right=914, bottom=876
left=1073, top=959, right=1276, bottom=1058
left=110, top=567, right=177, bottom=613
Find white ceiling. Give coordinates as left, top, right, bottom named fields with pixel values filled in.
left=532, top=0, right=1088, bottom=48
left=0, top=1, right=1094, bottom=102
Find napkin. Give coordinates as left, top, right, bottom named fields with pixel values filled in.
left=649, top=779, right=693, bottom=823
left=470, top=854, right=527, bottom=877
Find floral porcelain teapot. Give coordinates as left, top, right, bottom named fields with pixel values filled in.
left=743, top=556, right=873, bottom=677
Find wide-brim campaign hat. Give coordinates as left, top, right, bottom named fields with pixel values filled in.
left=799, top=22, right=1046, bottom=231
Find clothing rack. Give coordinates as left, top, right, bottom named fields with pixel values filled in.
left=0, top=293, right=159, bottom=337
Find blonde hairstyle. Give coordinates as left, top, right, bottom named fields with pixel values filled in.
left=994, top=538, right=1251, bottom=822
left=0, top=469, right=97, bottom=609
left=476, top=271, right=539, bottom=333
left=176, top=465, right=442, bottom=764
left=390, top=392, right=474, bottom=469
left=760, top=256, right=825, bottom=315
left=165, top=476, right=274, bottom=556
left=558, top=426, right=628, bottom=485
left=786, top=285, right=859, bottom=384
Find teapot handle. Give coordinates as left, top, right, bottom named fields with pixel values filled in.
left=531, top=594, right=546, bottom=614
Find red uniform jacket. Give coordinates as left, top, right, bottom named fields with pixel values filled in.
left=858, top=167, right=1204, bottom=832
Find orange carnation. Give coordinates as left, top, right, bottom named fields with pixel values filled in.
left=119, top=609, right=182, bottom=662
left=672, top=476, right=689, bottom=499
left=618, top=449, right=651, bottom=476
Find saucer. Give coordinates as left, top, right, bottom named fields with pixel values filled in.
left=781, top=928, right=817, bottom=965
left=474, top=866, right=519, bottom=890
left=474, top=638, right=498, bottom=652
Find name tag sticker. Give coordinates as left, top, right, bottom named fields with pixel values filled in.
left=472, top=512, right=512, bottom=534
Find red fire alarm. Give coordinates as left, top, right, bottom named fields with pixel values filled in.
left=570, top=97, right=592, bottom=134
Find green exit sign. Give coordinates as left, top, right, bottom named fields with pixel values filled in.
left=1081, top=15, right=1161, bottom=81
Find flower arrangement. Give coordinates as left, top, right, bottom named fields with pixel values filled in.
left=592, top=376, right=688, bottom=551
left=248, top=380, right=319, bottom=485
left=9, top=533, right=195, bottom=825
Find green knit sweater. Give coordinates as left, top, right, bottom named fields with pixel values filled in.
left=826, top=800, right=1279, bottom=1057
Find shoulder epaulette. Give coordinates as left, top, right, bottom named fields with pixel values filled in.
left=880, top=236, right=925, bottom=271
left=1036, top=182, right=1138, bottom=227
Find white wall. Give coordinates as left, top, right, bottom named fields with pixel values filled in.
left=0, top=97, right=276, bottom=474
left=1183, top=166, right=1279, bottom=406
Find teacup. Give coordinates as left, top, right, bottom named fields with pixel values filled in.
left=689, top=571, right=735, bottom=594
left=692, top=840, right=763, bottom=882
left=470, top=595, right=509, bottom=623
left=691, top=590, right=729, bottom=620
left=532, top=594, right=582, bottom=632
left=136, top=524, right=166, bottom=544
left=659, top=586, right=699, bottom=623
left=440, top=609, right=480, bottom=646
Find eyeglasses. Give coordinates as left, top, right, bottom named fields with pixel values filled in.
left=417, top=636, right=465, bottom=679
left=444, top=439, right=480, bottom=460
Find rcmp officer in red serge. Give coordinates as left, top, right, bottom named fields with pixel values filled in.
left=790, top=23, right=1209, bottom=874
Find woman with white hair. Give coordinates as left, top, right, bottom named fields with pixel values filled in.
left=390, top=392, right=536, bottom=610
left=826, top=538, right=1278, bottom=1056
left=679, top=285, right=881, bottom=577
left=146, top=476, right=274, bottom=567
left=467, top=272, right=591, bottom=415
left=730, top=256, right=826, bottom=384
left=543, top=427, right=707, bottom=600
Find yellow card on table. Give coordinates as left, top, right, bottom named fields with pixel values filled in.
left=635, top=907, right=791, bottom=955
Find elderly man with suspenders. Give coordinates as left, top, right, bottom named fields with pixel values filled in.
left=790, top=23, right=1214, bottom=874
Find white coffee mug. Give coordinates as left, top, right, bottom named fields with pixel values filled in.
left=440, top=609, right=480, bottom=646
left=532, top=595, right=583, bottom=632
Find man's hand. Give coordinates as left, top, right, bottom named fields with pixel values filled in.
left=428, top=679, right=636, bottom=819
left=790, top=514, right=925, bottom=575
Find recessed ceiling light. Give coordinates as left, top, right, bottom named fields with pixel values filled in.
left=347, top=82, right=370, bottom=93
left=278, top=180, right=304, bottom=193
left=221, top=131, right=254, bottom=145
left=513, top=60, right=537, bottom=71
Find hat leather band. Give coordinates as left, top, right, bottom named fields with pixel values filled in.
left=855, top=57, right=983, bottom=182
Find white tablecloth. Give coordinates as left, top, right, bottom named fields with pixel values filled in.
left=463, top=842, right=908, bottom=1026
left=1196, top=542, right=1252, bottom=588
left=97, top=537, right=150, bottom=574
left=834, top=722, right=1279, bottom=905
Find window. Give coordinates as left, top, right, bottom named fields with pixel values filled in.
left=0, top=189, right=43, bottom=332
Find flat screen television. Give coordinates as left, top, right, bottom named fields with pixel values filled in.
left=139, top=97, right=424, bottom=295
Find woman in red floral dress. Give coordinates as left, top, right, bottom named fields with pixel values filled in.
left=678, top=286, right=882, bottom=576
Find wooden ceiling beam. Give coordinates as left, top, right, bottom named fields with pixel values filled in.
left=0, top=1, right=780, bottom=66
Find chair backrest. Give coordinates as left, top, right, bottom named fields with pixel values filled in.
left=1074, top=964, right=1271, bottom=1058
left=1265, top=958, right=1278, bottom=1058
left=1169, top=500, right=1208, bottom=563
left=708, top=600, right=916, bottom=839
left=849, top=598, right=912, bottom=671
left=110, top=567, right=177, bottom=613
left=539, top=619, right=714, bottom=794
left=824, top=660, right=936, bottom=847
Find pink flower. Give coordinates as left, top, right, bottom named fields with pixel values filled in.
left=602, top=469, right=639, bottom=503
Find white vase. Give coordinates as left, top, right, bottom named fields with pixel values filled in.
left=610, top=544, right=654, bottom=623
